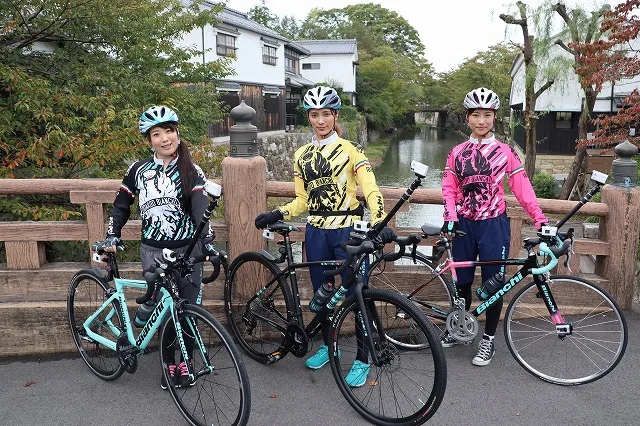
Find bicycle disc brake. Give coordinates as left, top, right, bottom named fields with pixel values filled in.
left=116, top=336, right=139, bottom=374
left=445, top=309, right=477, bottom=343
left=284, top=323, right=308, bottom=357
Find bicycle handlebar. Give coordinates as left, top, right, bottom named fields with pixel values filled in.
left=325, top=234, right=422, bottom=276
left=138, top=267, right=164, bottom=304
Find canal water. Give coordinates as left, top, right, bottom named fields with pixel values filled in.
left=373, top=127, right=461, bottom=228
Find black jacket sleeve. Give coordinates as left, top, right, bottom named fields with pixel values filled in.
left=106, top=161, right=139, bottom=238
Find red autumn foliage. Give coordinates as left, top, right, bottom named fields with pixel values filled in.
left=571, top=0, right=640, bottom=147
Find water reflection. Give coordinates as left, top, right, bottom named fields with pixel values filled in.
left=374, top=127, right=461, bottom=228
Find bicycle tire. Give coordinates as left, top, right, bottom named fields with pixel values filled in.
left=225, top=252, right=294, bottom=363
left=368, top=252, right=454, bottom=339
left=504, top=275, right=628, bottom=385
left=67, top=270, right=125, bottom=381
left=328, top=288, right=447, bottom=425
left=160, top=304, right=251, bottom=426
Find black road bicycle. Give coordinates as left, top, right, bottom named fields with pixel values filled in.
left=224, top=163, right=447, bottom=426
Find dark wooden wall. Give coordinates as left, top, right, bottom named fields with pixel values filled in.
left=209, top=85, right=286, bottom=137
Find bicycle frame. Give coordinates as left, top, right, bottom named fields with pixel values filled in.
left=415, top=250, right=565, bottom=325
left=83, top=278, right=199, bottom=362
left=250, top=232, right=385, bottom=365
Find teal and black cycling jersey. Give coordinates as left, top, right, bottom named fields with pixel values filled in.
left=107, top=155, right=213, bottom=249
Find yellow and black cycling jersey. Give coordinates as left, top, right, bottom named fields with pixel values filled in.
left=278, top=132, right=385, bottom=229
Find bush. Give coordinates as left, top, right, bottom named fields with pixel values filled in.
left=532, top=173, right=558, bottom=199
left=340, top=105, right=358, bottom=121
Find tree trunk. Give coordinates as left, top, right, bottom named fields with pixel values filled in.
left=559, top=93, right=593, bottom=199
left=524, top=108, right=537, bottom=177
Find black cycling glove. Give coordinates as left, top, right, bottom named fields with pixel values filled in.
left=255, top=210, right=284, bottom=229
left=440, top=221, right=458, bottom=236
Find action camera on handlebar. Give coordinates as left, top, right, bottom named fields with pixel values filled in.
left=410, top=160, right=429, bottom=178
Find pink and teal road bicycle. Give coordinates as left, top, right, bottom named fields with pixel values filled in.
left=369, top=168, right=628, bottom=385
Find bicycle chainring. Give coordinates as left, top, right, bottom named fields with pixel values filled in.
left=445, top=310, right=477, bottom=343
left=116, top=336, right=139, bottom=374
left=284, top=323, right=308, bottom=357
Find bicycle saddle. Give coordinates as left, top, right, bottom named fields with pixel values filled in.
left=268, top=222, right=301, bottom=232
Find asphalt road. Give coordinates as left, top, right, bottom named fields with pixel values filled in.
left=1, top=310, right=638, bottom=426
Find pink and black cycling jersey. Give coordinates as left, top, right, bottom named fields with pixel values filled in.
left=442, top=135, right=547, bottom=228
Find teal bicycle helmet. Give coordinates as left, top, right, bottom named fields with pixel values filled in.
left=138, top=105, right=179, bottom=135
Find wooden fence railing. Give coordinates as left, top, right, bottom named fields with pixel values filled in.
left=1, top=177, right=638, bottom=357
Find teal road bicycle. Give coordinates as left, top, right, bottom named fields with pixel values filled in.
left=67, top=182, right=251, bottom=426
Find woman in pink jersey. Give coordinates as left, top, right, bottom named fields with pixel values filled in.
left=440, top=87, right=548, bottom=366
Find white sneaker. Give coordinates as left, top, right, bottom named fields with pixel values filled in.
left=472, top=338, right=495, bottom=366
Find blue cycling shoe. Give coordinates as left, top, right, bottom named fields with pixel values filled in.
left=305, top=345, right=341, bottom=369
left=345, top=360, right=370, bottom=387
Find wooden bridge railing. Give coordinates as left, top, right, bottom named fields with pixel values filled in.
left=0, top=176, right=638, bottom=357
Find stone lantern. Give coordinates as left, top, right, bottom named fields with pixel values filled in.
left=611, top=139, right=638, bottom=187
left=229, top=100, right=258, bottom=157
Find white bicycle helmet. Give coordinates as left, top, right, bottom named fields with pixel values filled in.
left=463, top=87, right=500, bottom=110
left=303, top=86, right=342, bottom=111
left=138, top=105, right=179, bottom=134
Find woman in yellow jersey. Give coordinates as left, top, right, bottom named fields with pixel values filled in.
left=255, top=86, right=394, bottom=387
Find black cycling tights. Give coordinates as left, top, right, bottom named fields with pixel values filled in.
left=322, top=312, right=369, bottom=363
left=458, top=284, right=502, bottom=337
left=162, top=318, right=195, bottom=365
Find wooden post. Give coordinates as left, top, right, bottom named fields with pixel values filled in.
left=594, top=185, right=640, bottom=309
left=86, top=203, right=106, bottom=262
left=5, top=241, right=46, bottom=269
left=223, top=100, right=266, bottom=300
left=222, top=156, right=267, bottom=299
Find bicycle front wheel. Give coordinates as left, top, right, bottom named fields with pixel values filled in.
left=225, top=252, right=294, bottom=363
left=328, top=289, right=447, bottom=426
left=368, top=252, right=453, bottom=337
left=505, top=275, right=628, bottom=385
left=160, top=304, right=251, bottom=426
left=67, top=270, right=125, bottom=381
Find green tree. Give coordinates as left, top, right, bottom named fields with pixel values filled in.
left=247, top=0, right=279, bottom=29
left=0, top=0, right=233, bottom=218
left=536, top=2, right=611, bottom=199
left=248, top=1, right=299, bottom=39
left=424, top=44, right=519, bottom=135
left=500, top=1, right=556, bottom=178
left=299, top=4, right=426, bottom=67
left=297, top=4, right=432, bottom=130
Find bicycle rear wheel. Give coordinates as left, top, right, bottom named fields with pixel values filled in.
left=160, top=305, right=251, bottom=426
left=368, top=252, right=453, bottom=338
left=328, top=289, right=447, bottom=425
left=504, top=275, right=628, bottom=385
left=67, top=270, right=125, bottom=381
left=225, top=252, right=294, bottom=363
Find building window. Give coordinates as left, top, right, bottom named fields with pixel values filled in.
left=285, top=48, right=300, bottom=74
left=263, top=45, right=277, bottom=66
left=285, top=56, right=298, bottom=73
left=555, top=111, right=572, bottom=129
left=302, top=63, right=320, bottom=70
left=216, top=33, right=236, bottom=56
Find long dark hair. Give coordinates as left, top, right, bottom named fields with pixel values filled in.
left=148, top=122, right=198, bottom=211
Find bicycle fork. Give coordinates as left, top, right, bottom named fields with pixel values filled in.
left=534, top=275, right=571, bottom=339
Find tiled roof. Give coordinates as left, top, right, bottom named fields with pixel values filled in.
left=292, top=39, right=357, bottom=55
left=199, top=3, right=288, bottom=42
